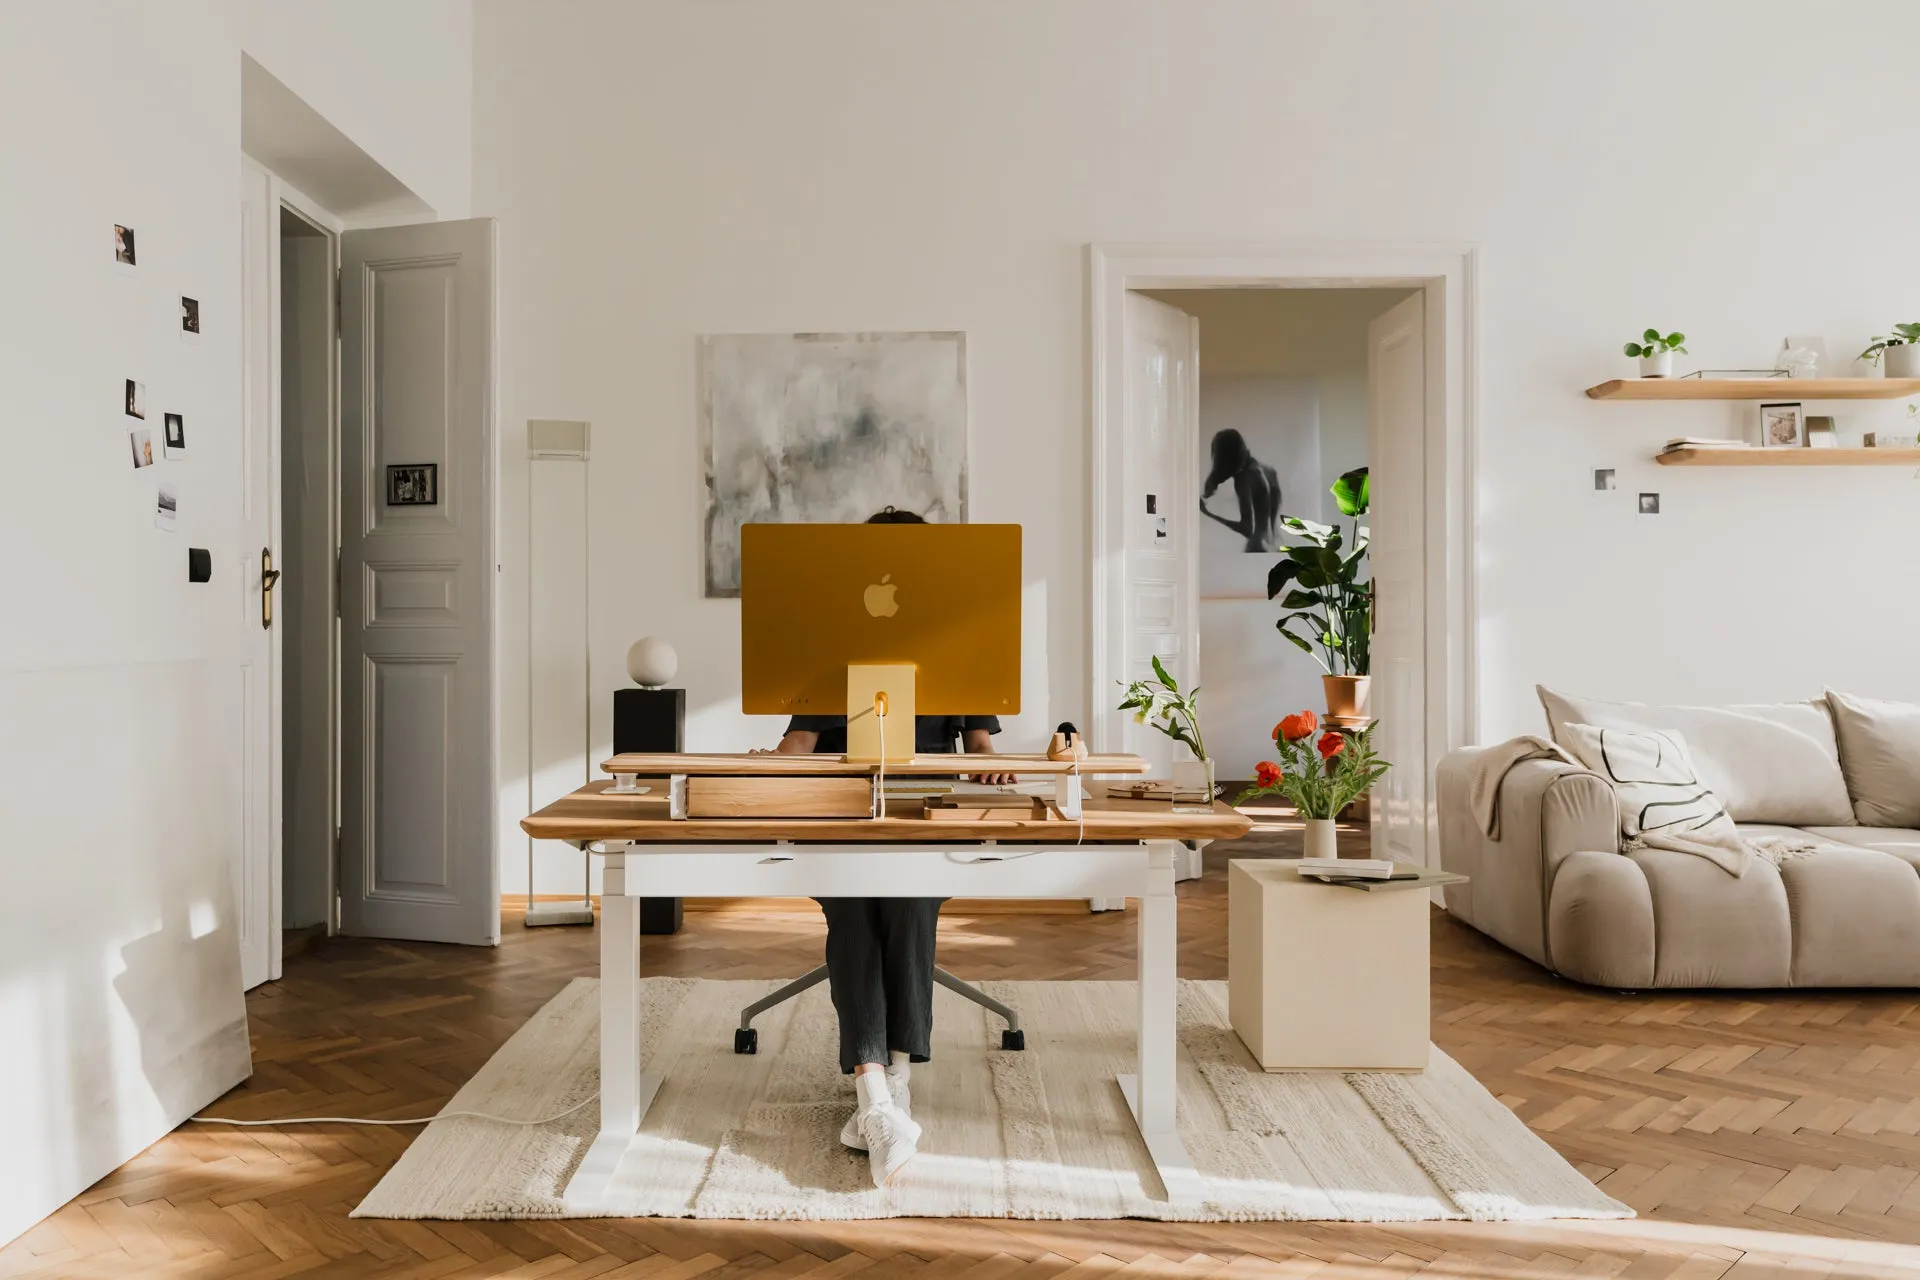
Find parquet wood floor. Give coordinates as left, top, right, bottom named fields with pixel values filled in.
left=11, top=812, right=1920, bottom=1278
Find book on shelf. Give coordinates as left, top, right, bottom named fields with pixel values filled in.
left=1662, top=437, right=1750, bottom=452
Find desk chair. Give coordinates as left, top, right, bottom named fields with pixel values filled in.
left=732, top=722, right=1026, bottom=1055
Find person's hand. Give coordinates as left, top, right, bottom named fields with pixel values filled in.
left=971, top=770, right=1017, bottom=786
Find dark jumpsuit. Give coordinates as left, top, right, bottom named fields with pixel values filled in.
left=786, top=713, right=1001, bottom=1072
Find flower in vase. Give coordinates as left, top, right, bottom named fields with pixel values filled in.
left=1316, top=731, right=1345, bottom=760
left=1277, top=710, right=1318, bottom=742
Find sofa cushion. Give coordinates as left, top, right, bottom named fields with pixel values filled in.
left=1774, top=845, right=1920, bottom=986
left=1625, top=847, right=1791, bottom=987
left=1559, top=723, right=1739, bottom=849
left=1825, top=689, right=1920, bottom=827
left=1538, top=687, right=1853, bottom=827
left=1802, top=825, right=1920, bottom=875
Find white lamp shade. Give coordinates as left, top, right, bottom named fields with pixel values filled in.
left=626, top=636, right=679, bottom=687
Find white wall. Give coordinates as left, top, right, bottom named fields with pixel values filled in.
left=0, top=0, right=472, bottom=1245
left=474, top=0, right=1920, bottom=887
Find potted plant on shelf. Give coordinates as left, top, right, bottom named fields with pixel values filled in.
left=1861, top=324, right=1920, bottom=378
left=1117, top=656, right=1212, bottom=812
left=1240, top=712, right=1391, bottom=859
left=1269, top=467, right=1371, bottom=722
left=1623, top=328, right=1688, bottom=378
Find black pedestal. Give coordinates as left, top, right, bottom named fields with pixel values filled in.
left=613, top=687, right=687, bottom=935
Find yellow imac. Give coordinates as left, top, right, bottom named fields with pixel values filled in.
left=740, top=522, right=1021, bottom=762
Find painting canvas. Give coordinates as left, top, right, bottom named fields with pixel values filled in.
left=1197, top=376, right=1324, bottom=598
left=700, top=332, right=968, bottom=597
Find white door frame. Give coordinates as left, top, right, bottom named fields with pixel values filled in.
left=1088, top=242, right=1481, bottom=859
left=241, top=158, right=343, bottom=985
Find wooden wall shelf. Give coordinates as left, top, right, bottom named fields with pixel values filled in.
left=1656, top=447, right=1920, bottom=467
left=1588, top=378, right=1920, bottom=401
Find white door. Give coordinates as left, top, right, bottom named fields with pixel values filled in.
left=1115, top=293, right=1201, bottom=775
left=237, top=163, right=279, bottom=988
left=1367, top=293, right=1428, bottom=866
left=339, top=219, right=499, bottom=945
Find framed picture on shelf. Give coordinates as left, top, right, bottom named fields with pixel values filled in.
left=1758, top=401, right=1804, bottom=448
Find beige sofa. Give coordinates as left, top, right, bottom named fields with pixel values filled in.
left=1436, top=688, right=1920, bottom=989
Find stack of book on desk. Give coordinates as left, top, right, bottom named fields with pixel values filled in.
left=1661, top=436, right=1750, bottom=455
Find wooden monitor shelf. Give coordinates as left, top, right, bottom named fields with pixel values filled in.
left=1656, top=447, right=1920, bottom=467
left=598, top=751, right=1149, bottom=777
left=1588, top=378, right=1920, bottom=401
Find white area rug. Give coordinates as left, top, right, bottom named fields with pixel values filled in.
left=354, top=978, right=1629, bottom=1223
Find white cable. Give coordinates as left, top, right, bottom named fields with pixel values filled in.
left=189, top=1091, right=599, bottom=1129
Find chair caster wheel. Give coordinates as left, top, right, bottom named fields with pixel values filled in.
left=1001, top=1029, right=1025, bottom=1051
left=734, top=1028, right=758, bottom=1054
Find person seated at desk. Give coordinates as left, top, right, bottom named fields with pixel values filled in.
left=762, top=504, right=1019, bottom=1187
left=767, top=711, right=1012, bottom=1186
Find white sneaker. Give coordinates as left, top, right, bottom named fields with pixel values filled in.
left=839, top=1066, right=911, bottom=1150
left=854, top=1101, right=921, bottom=1187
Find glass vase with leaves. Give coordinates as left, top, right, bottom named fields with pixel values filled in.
left=1267, top=467, right=1373, bottom=720
left=1117, top=656, right=1214, bottom=811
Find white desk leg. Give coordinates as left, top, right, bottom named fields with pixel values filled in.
left=563, top=851, right=661, bottom=1209
left=1117, top=839, right=1201, bottom=1204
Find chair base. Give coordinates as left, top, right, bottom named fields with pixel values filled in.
left=735, top=963, right=1023, bottom=1052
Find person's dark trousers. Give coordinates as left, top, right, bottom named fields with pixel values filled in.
left=817, top=897, right=944, bottom=1073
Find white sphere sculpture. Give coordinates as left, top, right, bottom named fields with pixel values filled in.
left=625, top=636, right=679, bottom=688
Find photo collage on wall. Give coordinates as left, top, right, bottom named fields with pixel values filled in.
left=115, top=223, right=197, bottom=530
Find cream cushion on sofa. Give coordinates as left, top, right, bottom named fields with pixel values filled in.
left=1538, top=687, right=1853, bottom=827
left=1824, top=689, right=1920, bottom=827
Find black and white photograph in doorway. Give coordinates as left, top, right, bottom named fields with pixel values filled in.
left=155, top=483, right=178, bottom=530
left=180, top=296, right=200, bottom=341
left=113, top=224, right=137, bottom=270
left=124, top=379, right=145, bottom=420
left=128, top=429, right=153, bottom=469
left=698, top=331, right=968, bottom=597
left=163, top=413, right=187, bottom=460
left=386, top=463, right=437, bottom=506
left=1197, top=376, right=1323, bottom=598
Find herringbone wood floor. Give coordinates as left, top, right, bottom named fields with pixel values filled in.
left=11, top=812, right=1920, bottom=1278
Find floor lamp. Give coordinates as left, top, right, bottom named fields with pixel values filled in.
left=525, top=419, right=596, bottom=927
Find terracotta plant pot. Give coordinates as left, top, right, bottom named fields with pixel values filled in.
left=1322, top=674, right=1372, bottom=722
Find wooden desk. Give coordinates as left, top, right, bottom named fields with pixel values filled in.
left=523, top=766, right=1249, bottom=1211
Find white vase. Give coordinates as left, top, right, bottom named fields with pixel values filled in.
left=1303, top=817, right=1338, bottom=860
left=1885, top=345, right=1920, bottom=378
left=1639, top=351, right=1673, bottom=378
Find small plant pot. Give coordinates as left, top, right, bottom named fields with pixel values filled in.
left=1322, top=674, right=1372, bottom=722
left=1638, top=351, right=1674, bottom=378
left=1885, top=345, right=1920, bottom=378
left=1303, top=817, right=1338, bottom=860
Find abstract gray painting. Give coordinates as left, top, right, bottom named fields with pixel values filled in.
left=699, top=331, right=968, bottom=597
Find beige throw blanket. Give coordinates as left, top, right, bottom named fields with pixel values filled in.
left=1468, top=735, right=1826, bottom=878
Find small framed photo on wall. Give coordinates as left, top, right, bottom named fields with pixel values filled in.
left=386, top=463, right=438, bottom=506
left=1758, top=401, right=1804, bottom=448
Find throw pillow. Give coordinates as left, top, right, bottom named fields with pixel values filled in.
left=1825, top=689, right=1920, bottom=828
left=1559, top=721, right=1742, bottom=849
left=1538, top=686, right=1853, bottom=826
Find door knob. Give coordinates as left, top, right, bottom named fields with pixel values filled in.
left=261, top=547, right=281, bottom=630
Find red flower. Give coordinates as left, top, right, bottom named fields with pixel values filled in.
left=1316, top=730, right=1345, bottom=760
left=1254, top=760, right=1282, bottom=787
left=1277, top=710, right=1319, bottom=742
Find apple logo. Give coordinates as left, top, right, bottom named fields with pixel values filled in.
left=863, top=574, right=900, bottom=618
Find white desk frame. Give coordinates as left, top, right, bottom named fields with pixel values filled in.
left=566, top=837, right=1197, bottom=1210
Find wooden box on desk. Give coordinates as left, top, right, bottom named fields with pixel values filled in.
left=1227, top=858, right=1437, bottom=1072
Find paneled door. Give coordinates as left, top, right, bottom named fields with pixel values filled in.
left=1367, top=292, right=1428, bottom=866
left=339, top=220, right=498, bottom=944
left=1118, top=292, right=1200, bottom=776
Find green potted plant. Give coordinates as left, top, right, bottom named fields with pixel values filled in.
left=1861, top=324, right=1920, bottom=378
left=1239, top=711, right=1391, bottom=859
left=1117, top=656, right=1212, bottom=811
left=1268, top=467, right=1372, bottom=721
left=1623, top=328, right=1688, bottom=379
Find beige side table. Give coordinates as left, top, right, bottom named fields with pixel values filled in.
left=1227, top=859, right=1467, bottom=1072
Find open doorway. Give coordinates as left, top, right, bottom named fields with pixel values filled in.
left=278, top=203, right=339, bottom=958
left=1090, top=245, right=1478, bottom=870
